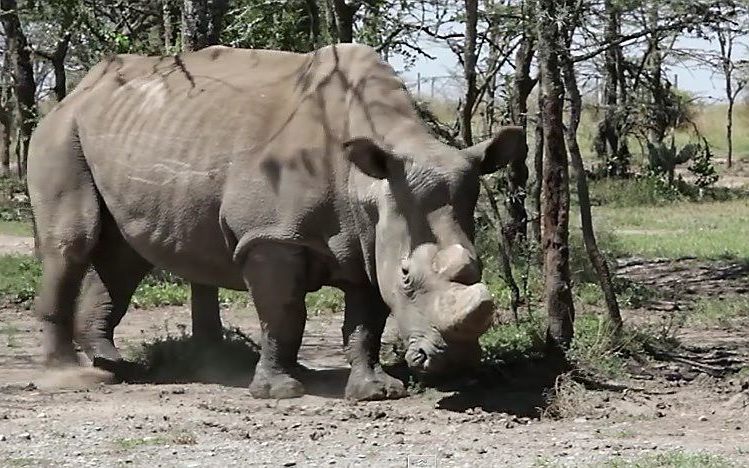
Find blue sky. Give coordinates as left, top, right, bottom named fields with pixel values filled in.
left=389, top=34, right=748, bottom=103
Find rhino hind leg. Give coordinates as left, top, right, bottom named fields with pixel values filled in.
left=342, top=288, right=407, bottom=401
left=75, top=217, right=152, bottom=367
left=29, top=128, right=102, bottom=368
left=243, top=244, right=307, bottom=399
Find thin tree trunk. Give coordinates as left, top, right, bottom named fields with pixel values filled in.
left=531, top=94, right=543, bottom=245
left=0, top=118, right=9, bottom=177
left=1, top=0, right=37, bottom=177
left=560, top=34, right=623, bottom=334
left=332, top=0, right=357, bottom=43
left=182, top=0, right=227, bottom=51
left=163, top=0, right=174, bottom=51
left=304, top=0, right=322, bottom=48
left=505, top=21, right=536, bottom=245
left=538, top=0, right=575, bottom=350
left=481, top=179, right=522, bottom=323
left=462, top=0, right=478, bottom=147
left=726, top=99, right=733, bottom=169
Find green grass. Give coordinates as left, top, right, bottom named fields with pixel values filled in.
left=587, top=199, right=749, bottom=260
left=689, top=103, right=749, bottom=162
left=596, top=450, right=738, bottom=468
left=0, top=220, right=32, bottom=236
left=0, top=254, right=41, bottom=305
left=113, top=436, right=169, bottom=450
left=0, top=253, right=343, bottom=311
left=687, top=296, right=749, bottom=328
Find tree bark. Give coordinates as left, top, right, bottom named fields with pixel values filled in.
left=181, top=0, right=227, bottom=51
left=332, top=0, right=357, bottom=43
left=0, top=114, right=9, bottom=177
left=462, top=0, right=479, bottom=147
left=530, top=88, right=543, bottom=245
left=304, top=0, right=322, bottom=47
left=163, top=0, right=174, bottom=51
left=1, top=0, right=37, bottom=177
left=726, top=99, right=733, bottom=169
left=0, top=52, right=10, bottom=177
left=37, top=34, right=71, bottom=103
left=538, top=0, right=575, bottom=350
left=560, top=20, right=623, bottom=334
left=646, top=3, right=667, bottom=145
left=504, top=14, right=536, bottom=245
left=718, top=29, right=736, bottom=169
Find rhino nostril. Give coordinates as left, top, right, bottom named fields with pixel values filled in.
left=413, top=347, right=427, bottom=365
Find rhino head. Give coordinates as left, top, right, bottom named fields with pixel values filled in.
left=345, top=126, right=527, bottom=376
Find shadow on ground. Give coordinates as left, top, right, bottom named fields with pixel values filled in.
left=431, top=354, right=570, bottom=417
left=100, top=328, right=355, bottom=399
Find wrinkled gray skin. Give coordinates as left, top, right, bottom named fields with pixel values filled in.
left=27, top=44, right=527, bottom=401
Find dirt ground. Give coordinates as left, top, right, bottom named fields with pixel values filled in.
left=1, top=238, right=748, bottom=467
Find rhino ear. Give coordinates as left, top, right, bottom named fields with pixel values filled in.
left=343, top=137, right=395, bottom=179
left=462, top=126, right=527, bottom=175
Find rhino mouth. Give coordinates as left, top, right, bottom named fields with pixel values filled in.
left=403, top=332, right=481, bottom=376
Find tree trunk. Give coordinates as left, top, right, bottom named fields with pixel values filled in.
left=0, top=118, right=9, bottom=177
left=51, top=36, right=70, bottom=103
left=1, top=0, right=37, bottom=177
left=304, top=0, right=322, bottom=47
left=163, top=0, right=174, bottom=51
left=332, top=0, right=357, bottom=43
left=594, top=0, right=620, bottom=173
left=559, top=27, right=623, bottom=333
left=538, top=0, right=575, bottom=350
left=504, top=21, right=536, bottom=246
left=462, top=0, right=479, bottom=147
left=181, top=0, right=227, bottom=51
left=646, top=4, right=667, bottom=146
left=531, top=93, right=543, bottom=245
left=726, top=99, right=733, bottom=169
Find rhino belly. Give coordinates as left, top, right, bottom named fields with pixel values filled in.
left=89, top=159, right=246, bottom=290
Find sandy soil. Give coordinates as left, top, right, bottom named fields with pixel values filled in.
left=1, top=239, right=748, bottom=467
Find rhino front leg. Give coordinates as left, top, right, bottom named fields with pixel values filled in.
left=243, top=244, right=307, bottom=399
left=190, top=283, right=223, bottom=343
left=342, top=288, right=407, bottom=401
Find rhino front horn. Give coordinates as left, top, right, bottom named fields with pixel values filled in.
left=436, top=283, right=495, bottom=339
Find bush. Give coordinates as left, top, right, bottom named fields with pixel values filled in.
left=0, top=177, right=32, bottom=223
left=0, top=254, right=41, bottom=305
left=588, top=175, right=684, bottom=207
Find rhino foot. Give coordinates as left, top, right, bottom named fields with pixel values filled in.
left=345, top=367, right=407, bottom=401
left=249, top=367, right=305, bottom=399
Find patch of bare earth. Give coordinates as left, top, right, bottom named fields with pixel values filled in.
left=0, top=248, right=748, bottom=466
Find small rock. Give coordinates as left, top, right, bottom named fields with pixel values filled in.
left=477, top=448, right=487, bottom=454
left=36, top=413, right=47, bottom=419
left=0, top=435, right=6, bottom=442
left=283, top=463, right=297, bottom=467
left=19, top=433, right=31, bottom=440
left=698, top=415, right=708, bottom=422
